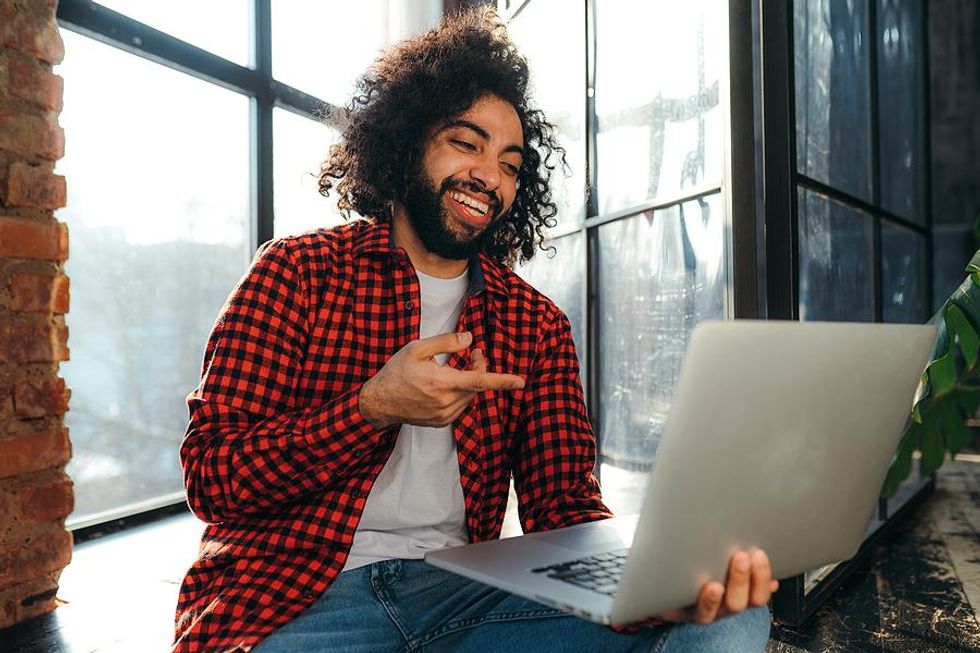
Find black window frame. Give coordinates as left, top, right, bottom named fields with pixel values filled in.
left=56, top=0, right=364, bottom=540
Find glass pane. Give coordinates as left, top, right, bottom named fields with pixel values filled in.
left=794, top=0, right=872, bottom=201
left=509, top=0, right=587, bottom=228
left=514, top=231, right=586, bottom=381
left=94, top=0, right=249, bottom=65
left=595, top=0, right=724, bottom=215
left=56, top=32, right=251, bottom=523
left=882, top=223, right=928, bottom=323
left=877, top=0, right=926, bottom=223
left=798, top=188, right=874, bottom=321
left=597, top=194, right=726, bottom=513
left=273, top=108, right=347, bottom=238
left=272, top=1, right=441, bottom=106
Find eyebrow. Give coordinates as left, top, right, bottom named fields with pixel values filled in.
left=441, top=119, right=525, bottom=158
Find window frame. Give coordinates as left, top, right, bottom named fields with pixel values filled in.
left=56, top=0, right=351, bottom=536
left=758, top=0, right=934, bottom=624
left=502, top=0, right=739, bottom=472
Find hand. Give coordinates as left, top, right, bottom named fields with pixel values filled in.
left=359, top=331, right=525, bottom=429
left=658, top=549, right=779, bottom=625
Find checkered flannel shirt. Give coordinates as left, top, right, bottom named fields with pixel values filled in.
left=172, top=219, right=613, bottom=652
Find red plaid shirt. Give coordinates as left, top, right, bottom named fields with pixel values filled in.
left=172, top=219, right=612, bottom=652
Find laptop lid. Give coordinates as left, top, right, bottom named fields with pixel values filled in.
left=610, top=320, right=937, bottom=623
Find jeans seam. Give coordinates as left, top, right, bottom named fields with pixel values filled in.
left=649, top=626, right=670, bottom=653
left=371, top=569, right=413, bottom=649
left=411, top=607, right=569, bottom=649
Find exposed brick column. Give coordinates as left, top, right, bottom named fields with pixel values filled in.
left=0, top=0, right=73, bottom=628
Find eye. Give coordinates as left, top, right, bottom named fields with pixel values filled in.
left=501, top=162, right=520, bottom=177
left=452, top=139, right=476, bottom=151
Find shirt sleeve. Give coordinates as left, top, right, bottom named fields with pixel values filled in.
left=512, top=308, right=614, bottom=532
left=180, top=239, right=392, bottom=524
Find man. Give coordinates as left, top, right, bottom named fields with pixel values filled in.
left=173, top=9, right=774, bottom=652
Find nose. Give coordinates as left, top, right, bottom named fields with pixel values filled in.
left=469, top=151, right=501, bottom=192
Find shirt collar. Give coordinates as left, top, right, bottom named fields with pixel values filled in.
left=351, top=218, right=508, bottom=300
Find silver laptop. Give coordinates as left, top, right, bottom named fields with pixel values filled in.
left=425, top=320, right=937, bottom=625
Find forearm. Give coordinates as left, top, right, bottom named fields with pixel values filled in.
left=181, top=385, right=393, bottom=523
left=514, top=311, right=613, bottom=532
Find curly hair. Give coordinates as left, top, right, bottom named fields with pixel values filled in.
left=317, top=7, right=565, bottom=264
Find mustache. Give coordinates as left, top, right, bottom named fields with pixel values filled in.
left=439, top=178, right=503, bottom=217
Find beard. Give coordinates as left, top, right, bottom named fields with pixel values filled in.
left=401, top=161, right=505, bottom=261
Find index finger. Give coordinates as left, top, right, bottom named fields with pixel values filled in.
left=445, top=368, right=525, bottom=392
left=411, top=331, right=473, bottom=359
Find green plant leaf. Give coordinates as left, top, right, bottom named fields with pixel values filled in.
left=926, top=320, right=956, bottom=398
left=951, top=275, right=980, bottom=327
left=919, top=406, right=947, bottom=476
left=911, top=371, right=930, bottom=422
left=943, top=404, right=973, bottom=456
left=968, top=247, right=980, bottom=275
left=882, top=423, right=917, bottom=498
left=956, top=386, right=980, bottom=414
left=948, top=303, right=980, bottom=372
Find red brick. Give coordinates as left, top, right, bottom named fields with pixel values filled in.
left=0, top=594, right=13, bottom=628
left=0, top=110, right=64, bottom=160
left=0, top=571, right=62, bottom=626
left=0, top=319, right=68, bottom=363
left=9, top=273, right=69, bottom=313
left=8, top=56, right=63, bottom=112
left=0, top=217, right=68, bottom=260
left=13, top=376, right=68, bottom=418
left=0, top=527, right=70, bottom=589
left=5, top=162, right=66, bottom=209
left=0, top=6, right=64, bottom=65
left=0, top=428, right=71, bottom=479
left=18, top=475, right=73, bottom=521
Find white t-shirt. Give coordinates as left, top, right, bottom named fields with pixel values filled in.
left=343, top=267, right=470, bottom=571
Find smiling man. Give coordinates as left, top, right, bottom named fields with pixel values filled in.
left=172, top=9, right=773, bottom=653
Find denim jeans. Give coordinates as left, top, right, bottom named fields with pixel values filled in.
left=253, top=559, right=771, bottom=653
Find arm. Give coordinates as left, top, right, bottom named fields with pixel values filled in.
left=513, top=309, right=613, bottom=532
left=180, top=239, right=389, bottom=524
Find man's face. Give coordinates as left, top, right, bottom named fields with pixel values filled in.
left=401, top=94, right=525, bottom=260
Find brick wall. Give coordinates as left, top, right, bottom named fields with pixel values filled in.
left=0, top=0, right=73, bottom=629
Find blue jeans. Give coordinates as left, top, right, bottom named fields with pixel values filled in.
left=253, top=559, right=771, bottom=652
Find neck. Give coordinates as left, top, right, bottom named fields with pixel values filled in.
left=390, top=203, right=470, bottom=279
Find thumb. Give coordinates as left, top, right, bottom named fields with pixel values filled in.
left=412, top=331, right=472, bottom=359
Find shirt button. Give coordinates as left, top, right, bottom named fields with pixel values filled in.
left=404, top=300, right=414, bottom=311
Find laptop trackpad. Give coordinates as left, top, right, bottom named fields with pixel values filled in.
left=531, top=517, right=636, bottom=552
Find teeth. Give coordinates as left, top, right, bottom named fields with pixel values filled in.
left=450, top=190, right=489, bottom=216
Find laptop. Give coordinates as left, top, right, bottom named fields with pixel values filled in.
left=425, top=320, right=937, bottom=625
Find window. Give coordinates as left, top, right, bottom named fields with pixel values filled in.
left=57, top=31, right=250, bottom=523
left=56, top=0, right=441, bottom=527
left=505, top=0, right=732, bottom=514
left=791, top=0, right=929, bottom=324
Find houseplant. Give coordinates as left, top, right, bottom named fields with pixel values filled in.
left=881, top=249, right=980, bottom=497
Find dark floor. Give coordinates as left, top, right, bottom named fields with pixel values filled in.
left=1, top=457, right=978, bottom=653
left=768, top=456, right=980, bottom=653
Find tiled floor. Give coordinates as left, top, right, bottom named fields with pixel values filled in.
left=1, top=457, right=978, bottom=652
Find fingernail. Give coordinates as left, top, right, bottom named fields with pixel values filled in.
left=472, top=348, right=483, bottom=357
left=512, top=379, right=525, bottom=389
left=736, top=554, right=750, bottom=573
left=458, top=331, right=472, bottom=344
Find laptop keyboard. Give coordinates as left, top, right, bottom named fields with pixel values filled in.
left=530, top=549, right=629, bottom=596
